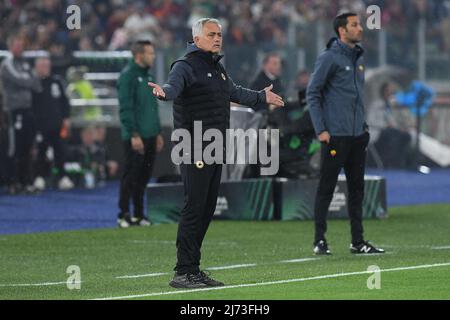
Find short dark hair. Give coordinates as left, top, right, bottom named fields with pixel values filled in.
left=131, top=40, right=153, bottom=57
left=333, top=12, right=358, bottom=38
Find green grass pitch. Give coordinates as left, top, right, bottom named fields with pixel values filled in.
left=1, top=203, right=449, bottom=300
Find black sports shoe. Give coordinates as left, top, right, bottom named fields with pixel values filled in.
left=350, top=241, right=385, bottom=254
left=169, top=272, right=208, bottom=289
left=313, top=240, right=331, bottom=255
left=198, top=271, right=224, bottom=287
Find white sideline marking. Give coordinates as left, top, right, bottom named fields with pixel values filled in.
left=94, top=262, right=450, bottom=300
left=431, top=246, right=450, bottom=250
left=280, top=258, right=319, bottom=263
left=0, top=281, right=81, bottom=287
left=206, top=264, right=257, bottom=271
left=115, top=257, right=318, bottom=279
left=127, top=240, right=237, bottom=246
left=116, top=273, right=168, bottom=279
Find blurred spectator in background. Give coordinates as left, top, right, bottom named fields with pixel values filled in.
left=123, top=1, right=161, bottom=43
left=0, top=89, right=12, bottom=189
left=0, top=0, right=449, bottom=60
left=0, top=34, right=41, bottom=195
left=367, top=81, right=415, bottom=168
left=290, top=69, right=311, bottom=104
left=66, top=66, right=102, bottom=121
left=32, top=56, right=74, bottom=191
left=70, top=125, right=117, bottom=188
left=250, top=52, right=285, bottom=112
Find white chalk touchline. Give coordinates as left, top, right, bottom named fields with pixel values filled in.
left=280, top=258, right=319, bottom=263
left=116, top=273, right=168, bottom=279
left=207, top=264, right=257, bottom=271
left=93, top=262, right=450, bottom=300
left=115, top=258, right=319, bottom=279
left=0, top=281, right=81, bottom=287
left=431, top=246, right=450, bottom=250
left=0, top=258, right=318, bottom=287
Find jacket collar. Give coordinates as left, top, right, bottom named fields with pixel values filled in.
left=326, top=37, right=364, bottom=59
left=186, top=41, right=224, bottom=64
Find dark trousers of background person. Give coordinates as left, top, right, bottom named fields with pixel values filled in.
left=10, top=109, right=36, bottom=187
left=314, top=132, right=370, bottom=245
left=374, top=128, right=412, bottom=168
left=118, top=137, right=156, bottom=219
left=175, top=163, right=222, bottom=275
left=35, top=128, right=66, bottom=179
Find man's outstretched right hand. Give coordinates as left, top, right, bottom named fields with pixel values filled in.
left=148, top=82, right=166, bottom=99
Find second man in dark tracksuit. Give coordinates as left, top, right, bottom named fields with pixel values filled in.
left=148, top=18, right=284, bottom=288
left=307, top=13, right=385, bottom=255
left=32, top=56, right=73, bottom=191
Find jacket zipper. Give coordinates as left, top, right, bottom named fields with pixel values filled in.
left=352, top=56, right=360, bottom=137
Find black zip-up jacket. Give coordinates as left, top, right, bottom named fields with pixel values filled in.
left=161, top=43, right=267, bottom=112
left=32, top=75, right=70, bottom=132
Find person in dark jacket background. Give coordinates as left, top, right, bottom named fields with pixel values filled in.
left=149, top=18, right=284, bottom=289
left=117, top=40, right=164, bottom=228
left=306, top=12, right=385, bottom=255
left=0, top=35, right=41, bottom=194
left=250, top=53, right=285, bottom=112
left=32, top=56, right=74, bottom=191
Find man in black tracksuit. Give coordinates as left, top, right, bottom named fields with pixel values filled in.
left=0, top=35, right=41, bottom=194
left=32, top=57, right=73, bottom=190
left=307, top=13, right=385, bottom=255
left=250, top=53, right=285, bottom=112
left=149, top=18, right=284, bottom=288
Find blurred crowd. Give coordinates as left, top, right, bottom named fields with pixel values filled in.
left=0, top=0, right=449, bottom=55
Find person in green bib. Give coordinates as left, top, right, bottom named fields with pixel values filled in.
left=117, top=40, right=164, bottom=228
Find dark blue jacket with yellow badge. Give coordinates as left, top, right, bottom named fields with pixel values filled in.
left=307, top=37, right=368, bottom=137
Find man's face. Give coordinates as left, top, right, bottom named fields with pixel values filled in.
left=264, top=56, right=282, bottom=77
left=140, top=45, right=155, bottom=68
left=194, top=22, right=222, bottom=54
left=35, top=58, right=51, bottom=78
left=341, top=16, right=363, bottom=43
left=296, top=72, right=310, bottom=88
left=10, top=38, right=25, bottom=57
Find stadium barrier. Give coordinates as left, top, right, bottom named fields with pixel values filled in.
left=146, top=175, right=387, bottom=223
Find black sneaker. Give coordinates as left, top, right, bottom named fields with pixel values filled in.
left=169, top=272, right=208, bottom=289
left=198, top=271, right=224, bottom=287
left=350, top=241, right=385, bottom=254
left=313, top=240, right=331, bottom=255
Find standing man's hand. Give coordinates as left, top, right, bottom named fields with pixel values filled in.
left=156, top=134, right=164, bottom=153
left=131, top=136, right=145, bottom=154
left=264, top=84, right=284, bottom=108
left=318, top=131, right=331, bottom=144
left=148, top=82, right=166, bottom=99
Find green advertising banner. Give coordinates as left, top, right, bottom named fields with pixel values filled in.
left=147, top=178, right=274, bottom=224
left=146, top=176, right=387, bottom=223
left=277, top=175, right=387, bottom=221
